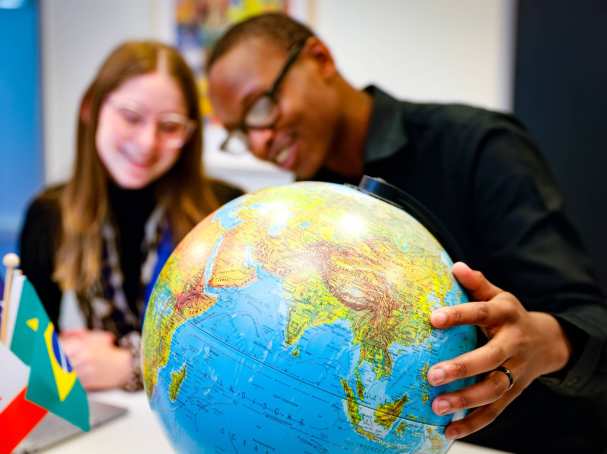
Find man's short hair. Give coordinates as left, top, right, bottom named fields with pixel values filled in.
left=206, top=12, right=315, bottom=74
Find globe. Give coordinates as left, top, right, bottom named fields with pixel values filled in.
left=142, top=180, right=476, bottom=454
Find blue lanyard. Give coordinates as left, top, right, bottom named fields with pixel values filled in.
left=142, top=227, right=173, bottom=322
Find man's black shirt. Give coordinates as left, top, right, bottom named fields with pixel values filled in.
left=313, top=86, right=607, bottom=453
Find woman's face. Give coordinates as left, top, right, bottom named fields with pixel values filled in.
left=96, top=71, right=193, bottom=189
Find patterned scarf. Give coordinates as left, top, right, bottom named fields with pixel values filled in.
left=78, top=204, right=167, bottom=336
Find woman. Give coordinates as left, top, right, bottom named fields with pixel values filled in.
left=19, top=40, right=242, bottom=391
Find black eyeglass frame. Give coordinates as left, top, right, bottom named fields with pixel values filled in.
left=219, top=41, right=306, bottom=153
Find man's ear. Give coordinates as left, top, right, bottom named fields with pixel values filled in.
left=303, top=37, right=337, bottom=79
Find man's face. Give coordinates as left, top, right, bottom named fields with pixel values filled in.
left=208, top=38, right=340, bottom=179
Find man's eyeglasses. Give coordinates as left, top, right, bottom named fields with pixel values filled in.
left=220, top=41, right=305, bottom=154
left=108, top=99, right=196, bottom=149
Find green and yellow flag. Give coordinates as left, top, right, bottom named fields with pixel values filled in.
left=8, top=277, right=89, bottom=431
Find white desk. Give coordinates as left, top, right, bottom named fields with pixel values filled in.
left=43, top=390, right=508, bottom=454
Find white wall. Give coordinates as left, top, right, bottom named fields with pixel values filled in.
left=41, top=0, right=514, bottom=190
left=315, top=0, right=514, bottom=111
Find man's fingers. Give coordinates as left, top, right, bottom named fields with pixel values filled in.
left=452, top=262, right=502, bottom=301
left=428, top=337, right=511, bottom=385
left=444, top=386, right=522, bottom=440
left=431, top=297, right=518, bottom=329
left=431, top=368, right=514, bottom=416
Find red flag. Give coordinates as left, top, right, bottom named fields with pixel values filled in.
left=0, top=344, right=48, bottom=453
left=0, top=388, right=47, bottom=454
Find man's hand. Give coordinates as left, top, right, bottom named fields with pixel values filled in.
left=60, top=330, right=132, bottom=390
left=427, top=262, right=572, bottom=439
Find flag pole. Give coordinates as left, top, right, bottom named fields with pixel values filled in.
left=1, top=253, right=20, bottom=343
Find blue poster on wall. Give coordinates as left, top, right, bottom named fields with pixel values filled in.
left=0, top=0, right=44, bottom=267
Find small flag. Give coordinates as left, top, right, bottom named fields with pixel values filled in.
left=0, top=272, right=4, bottom=318
left=4, top=274, right=90, bottom=432
left=0, top=344, right=48, bottom=453
left=2, top=270, right=23, bottom=347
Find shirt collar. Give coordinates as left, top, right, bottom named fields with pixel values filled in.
left=363, top=85, right=408, bottom=163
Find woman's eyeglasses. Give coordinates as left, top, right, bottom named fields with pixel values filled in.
left=108, top=100, right=196, bottom=149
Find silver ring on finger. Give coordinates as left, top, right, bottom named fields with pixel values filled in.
left=494, top=365, right=515, bottom=391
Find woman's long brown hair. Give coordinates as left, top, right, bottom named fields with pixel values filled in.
left=54, top=40, right=218, bottom=292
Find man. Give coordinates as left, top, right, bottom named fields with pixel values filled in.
left=206, top=13, right=607, bottom=453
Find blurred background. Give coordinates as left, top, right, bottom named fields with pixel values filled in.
left=1, top=0, right=605, bottom=293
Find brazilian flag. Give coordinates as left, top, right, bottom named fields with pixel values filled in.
left=9, top=279, right=89, bottom=431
